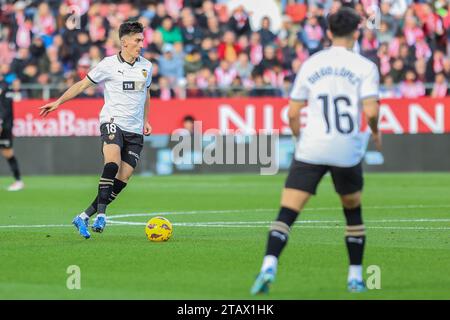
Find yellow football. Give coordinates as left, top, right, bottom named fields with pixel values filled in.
left=145, top=216, right=173, bottom=242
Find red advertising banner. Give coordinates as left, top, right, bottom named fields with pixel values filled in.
left=12, top=97, right=450, bottom=136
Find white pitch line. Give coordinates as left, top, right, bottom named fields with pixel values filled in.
left=0, top=224, right=71, bottom=229
left=108, top=204, right=450, bottom=219
left=1, top=222, right=449, bottom=231
left=1, top=204, right=450, bottom=230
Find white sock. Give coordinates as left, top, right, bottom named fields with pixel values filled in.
left=97, top=213, right=106, bottom=219
left=79, top=212, right=89, bottom=220
left=261, top=255, right=278, bottom=272
left=348, top=265, right=363, bottom=282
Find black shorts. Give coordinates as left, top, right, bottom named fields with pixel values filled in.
left=100, top=123, right=144, bottom=169
left=0, top=128, right=13, bottom=149
left=285, top=160, right=363, bottom=195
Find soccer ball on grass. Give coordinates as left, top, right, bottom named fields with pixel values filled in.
left=145, top=216, right=173, bottom=242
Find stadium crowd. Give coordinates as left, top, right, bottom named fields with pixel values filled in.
left=0, top=0, right=449, bottom=100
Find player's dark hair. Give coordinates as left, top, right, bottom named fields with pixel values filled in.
left=183, top=115, right=195, bottom=122
left=119, top=21, right=144, bottom=38
left=327, top=7, right=361, bottom=37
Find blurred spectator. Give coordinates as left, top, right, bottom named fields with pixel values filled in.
left=398, top=44, right=415, bottom=70
left=234, top=52, right=254, bottom=83
left=300, top=15, right=324, bottom=54
left=255, top=45, right=279, bottom=74
left=203, top=16, right=223, bottom=43
left=415, top=58, right=434, bottom=83
left=182, top=115, right=195, bottom=134
left=48, top=60, right=64, bottom=96
left=159, top=43, right=184, bottom=85
left=184, top=49, right=203, bottom=75
left=227, top=76, right=247, bottom=97
left=156, top=76, right=176, bottom=101
left=250, top=72, right=280, bottom=97
left=389, top=58, right=406, bottom=84
left=150, top=3, right=170, bottom=30
left=218, top=31, right=241, bottom=63
left=181, top=12, right=203, bottom=49
left=431, top=72, right=448, bottom=98
left=399, top=69, right=426, bottom=98
left=228, top=6, right=251, bottom=37
left=12, top=2, right=33, bottom=49
left=378, top=43, right=391, bottom=76
left=249, top=32, right=264, bottom=66
left=203, top=48, right=220, bottom=72
left=380, top=75, right=401, bottom=98
left=403, top=15, right=425, bottom=47
left=380, top=1, right=399, bottom=35
left=258, top=16, right=277, bottom=47
left=158, top=17, right=182, bottom=44
left=215, top=60, right=237, bottom=88
left=33, top=3, right=56, bottom=39
left=196, top=67, right=212, bottom=89
left=0, top=0, right=447, bottom=99
left=0, top=64, right=16, bottom=85
left=186, top=72, right=204, bottom=98
left=0, top=40, right=15, bottom=65
left=204, top=75, right=222, bottom=97
left=11, top=78, right=27, bottom=101
left=377, top=20, right=395, bottom=44
left=361, top=29, right=378, bottom=56
left=11, top=48, right=30, bottom=80
left=196, top=0, right=216, bottom=30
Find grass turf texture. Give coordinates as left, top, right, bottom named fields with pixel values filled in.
left=0, top=173, right=449, bottom=299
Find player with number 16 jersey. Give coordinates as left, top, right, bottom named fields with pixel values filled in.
left=290, top=42, right=379, bottom=167
left=251, top=7, right=382, bottom=295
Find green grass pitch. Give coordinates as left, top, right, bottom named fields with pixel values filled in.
left=0, top=173, right=449, bottom=299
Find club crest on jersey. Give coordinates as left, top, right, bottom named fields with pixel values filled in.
left=108, top=134, right=115, bottom=140
left=142, top=69, right=148, bottom=78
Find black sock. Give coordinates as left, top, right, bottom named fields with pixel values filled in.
left=7, top=156, right=21, bottom=181
left=265, top=207, right=299, bottom=258
left=96, top=162, right=119, bottom=215
left=343, top=206, right=366, bottom=265
left=85, top=179, right=127, bottom=217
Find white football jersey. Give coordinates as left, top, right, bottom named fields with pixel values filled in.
left=87, top=52, right=153, bottom=135
left=290, top=46, right=379, bottom=167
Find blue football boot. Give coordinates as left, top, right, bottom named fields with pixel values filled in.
left=347, top=279, right=367, bottom=293
left=250, top=267, right=276, bottom=295
left=72, top=216, right=90, bottom=239
left=91, top=216, right=106, bottom=233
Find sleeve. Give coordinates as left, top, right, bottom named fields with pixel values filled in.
left=146, top=64, right=153, bottom=88
left=87, top=59, right=110, bottom=84
left=360, top=63, right=380, bottom=100
left=289, top=65, right=309, bottom=101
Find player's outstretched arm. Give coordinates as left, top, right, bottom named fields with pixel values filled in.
left=39, top=77, right=95, bottom=117
left=288, top=100, right=307, bottom=138
left=362, top=97, right=382, bottom=151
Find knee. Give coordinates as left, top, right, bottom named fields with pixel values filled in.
left=116, top=174, right=129, bottom=184
left=2, top=149, right=13, bottom=158
left=341, top=193, right=361, bottom=209
left=104, top=162, right=119, bottom=176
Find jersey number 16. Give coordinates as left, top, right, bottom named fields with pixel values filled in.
left=318, top=94, right=355, bottom=135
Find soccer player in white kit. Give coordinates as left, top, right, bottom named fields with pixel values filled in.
left=39, top=22, right=153, bottom=239
left=251, top=7, right=381, bottom=294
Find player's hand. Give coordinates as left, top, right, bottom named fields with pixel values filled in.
left=39, top=101, right=60, bottom=117
left=144, top=122, right=152, bottom=136
left=372, top=131, right=382, bottom=151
